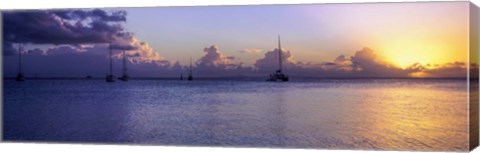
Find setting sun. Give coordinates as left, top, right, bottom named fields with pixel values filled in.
left=387, top=54, right=422, bottom=69
left=377, top=33, right=467, bottom=69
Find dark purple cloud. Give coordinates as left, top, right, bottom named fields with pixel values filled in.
left=319, top=55, right=353, bottom=71
left=45, top=45, right=84, bottom=55
left=171, top=61, right=182, bottom=70
left=27, top=48, right=45, bottom=55
left=347, top=47, right=407, bottom=77
left=3, top=9, right=169, bottom=70
left=407, top=62, right=468, bottom=78
left=3, top=42, right=17, bottom=56
left=3, top=9, right=129, bottom=45
left=111, top=43, right=138, bottom=51
left=51, top=9, right=126, bottom=22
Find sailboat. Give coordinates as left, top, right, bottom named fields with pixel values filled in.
left=266, top=36, right=289, bottom=82
left=106, top=43, right=115, bottom=82
left=118, top=50, right=129, bottom=81
left=15, top=43, right=25, bottom=82
left=187, top=57, right=193, bottom=81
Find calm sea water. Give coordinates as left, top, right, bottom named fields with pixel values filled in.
left=3, top=79, right=469, bottom=151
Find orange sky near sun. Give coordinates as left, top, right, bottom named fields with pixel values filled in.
left=297, top=2, right=469, bottom=70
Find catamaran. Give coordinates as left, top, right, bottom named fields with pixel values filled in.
left=266, top=36, right=289, bottom=82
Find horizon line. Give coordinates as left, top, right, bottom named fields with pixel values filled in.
left=3, top=76, right=471, bottom=80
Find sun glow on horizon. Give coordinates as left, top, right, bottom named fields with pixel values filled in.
left=299, top=1, right=469, bottom=70
left=376, top=33, right=468, bottom=70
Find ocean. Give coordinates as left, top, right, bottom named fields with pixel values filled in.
left=2, top=79, right=469, bottom=151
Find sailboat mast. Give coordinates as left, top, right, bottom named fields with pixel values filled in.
left=189, top=57, right=192, bottom=76
left=278, top=35, right=282, bottom=72
left=123, top=50, right=127, bottom=76
left=18, top=43, right=22, bottom=74
left=109, top=43, right=113, bottom=76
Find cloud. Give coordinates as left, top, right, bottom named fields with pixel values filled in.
left=0, top=8, right=470, bottom=79
left=27, top=48, right=45, bottom=55
left=343, top=47, right=407, bottom=77
left=3, top=9, right=128, bottom=44
left=3, top=42, right=17, bottom=56
left=185, top=45, right=253, bottom=77
left=318, top=47, right=468, bottom=78
left=251, top=47, right=467, bottom=78
left=3, top=44, right=179, bottom=78
left=51, top=9, right=126, bottom=22
left=4, top=9, right=166, bottom=65
left=111, top=38, right=165, bottom=64
left=3, top=43, right=470, bottom=78
left=406, top=62, right=467, bottom=78
left=4, top=49, right=107, bottom=78
left=2, top=9, right=470, bottom=79
left=238, top=48, right=263, bottom=54
left=319, top=55, right=353, bottom=71
left=196, top=45, right=236, bottom=70
left=350, top=47, right=374, bottom=69
left=254, top=48, right=298, bottom=73
left=45, top=45, right=85, bottom=55
left=171, top=61, right=182, bottom=70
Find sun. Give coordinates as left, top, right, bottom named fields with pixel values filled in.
left=380, top=47, right=432, bottom=70
left=377, top=38, right=467, bottom=70
left=387, top=55, right=419, bottom=69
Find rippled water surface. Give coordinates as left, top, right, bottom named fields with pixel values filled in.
left=3, top=79, right=469, bottom=151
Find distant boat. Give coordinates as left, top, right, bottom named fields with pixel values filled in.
left=266, top=36, right=289, bottom=82
left=16, top=73, right=25, bottom=81
left=118, top=50, right=129, bottom=81
left=86, top=75, right=93, bottom=79
left=15, top=44, right=25, bottom=82
left=187, top=57, right=193, bottom=81
left=106, top=43, right=115, bottom=82
left=180, top=73, right=184, bottom=80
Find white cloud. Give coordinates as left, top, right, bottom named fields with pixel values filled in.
left=238, top=48, right=263, bottom=54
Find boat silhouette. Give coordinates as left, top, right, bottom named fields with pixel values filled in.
left=266, top=36, right=289, bottom=82
left=118, top=50, right=129, bottom=81
left=106, top=43, right=115, bottom=82
left=15, top=44, right=25, bottom=81
left=188, top=57, right=193, bottom=81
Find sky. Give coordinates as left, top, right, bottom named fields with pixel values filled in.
left=2, top=1, right=476, bottom=78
